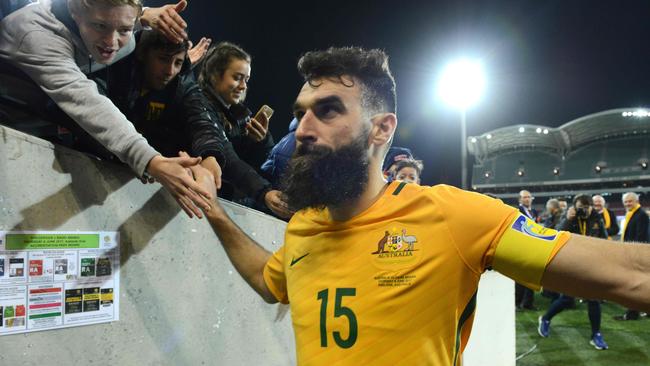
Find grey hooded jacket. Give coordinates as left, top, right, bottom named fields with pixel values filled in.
left=0, top=0, right=158, bottom=175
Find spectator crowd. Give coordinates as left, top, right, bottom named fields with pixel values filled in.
left=515, top=189, right=649, bottom=350
left=0, top=0, right=428, bottom=221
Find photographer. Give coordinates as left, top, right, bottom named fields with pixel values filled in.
left=537, top=194, right=609, bottom=350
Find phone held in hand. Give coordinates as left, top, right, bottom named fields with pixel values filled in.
left=254, top=105, right=274, bottom=122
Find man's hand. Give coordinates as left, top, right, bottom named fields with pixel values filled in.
left=189, top=164, right=217, bottom=201
left=245, top=114, right=269, bottom=143
left=188, top=37, right=212, bottom=66
left=265, top=190, right=293, bottom=219
left=146, top=154, right=212, bottom=218
left=566, top=206, right=576, bottom=220
left=198, top=156, right=222, bottom=190
left=188, top=163, right=228, bottom=219
left=141, top=1, right=188, bottom=43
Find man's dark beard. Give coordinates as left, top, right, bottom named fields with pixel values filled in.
left=281, top=134, right=370, bottom=212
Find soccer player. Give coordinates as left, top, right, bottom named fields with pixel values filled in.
left=189, top=47, right=650, bottom=365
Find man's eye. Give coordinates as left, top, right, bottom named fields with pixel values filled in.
left=118, top=28, right=132, bottom=35
left=314, top=105, right=340, bottom=119
left=93, top=23, right=106, bottom=30
left=294, top=111, right=305, bottom=120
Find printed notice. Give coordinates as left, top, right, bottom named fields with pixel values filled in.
left=0, top=231, right=120, bottom=336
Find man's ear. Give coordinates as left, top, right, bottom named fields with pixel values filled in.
left=369, top=113, right=397, bottom=148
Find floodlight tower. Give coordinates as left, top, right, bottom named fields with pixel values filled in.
left=437, top=59, right=485, bottom=189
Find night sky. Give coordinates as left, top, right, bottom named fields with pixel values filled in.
left=150, top=0, right=650, bottom=187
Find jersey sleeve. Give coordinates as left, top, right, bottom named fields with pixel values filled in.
left=432, top=185, right=570, bottom=290
left=431, top=185, right=518, bottom=274
left=263, top=245, right=289, bottom=304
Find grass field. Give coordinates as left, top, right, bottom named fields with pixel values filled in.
left=516, top=293, right=650, bottom=365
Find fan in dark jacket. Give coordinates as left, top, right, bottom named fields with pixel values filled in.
left=108, top=30, right=290, bottom=218
left=197, top=42, right=292, bottom=218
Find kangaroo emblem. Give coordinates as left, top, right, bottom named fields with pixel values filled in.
left=373, top=231, right=390, bottom=254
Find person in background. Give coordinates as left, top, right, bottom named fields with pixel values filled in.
left=540, top=197, right=563, bottom=300
left=381, top=146, right=413, bottom=182
left=393, top=158, right=423, bottom=184
left=542, top=198, right=563, bottom=229
left=198, top=42, right=274, bottom=170
left=107, top=29, right=290, bottom=219
left=558, top=198, right=568, bottom=214
left=260, top=118, right=298, bottom=189
left=0, top=0, right=213, bottom=218
left=592, top=195, right=619, bottom=239
left=537, top=194, right=609, bottom=350
left=614, top=192, right=649, bottom=320
left=198, top=42, right=288, bottom=215
left=516, top=189, right=538, bottom=310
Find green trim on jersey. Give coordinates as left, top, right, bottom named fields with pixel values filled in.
left=453, top=291, right=478, bottom=366
left=392, top=182, right=407, bottom=196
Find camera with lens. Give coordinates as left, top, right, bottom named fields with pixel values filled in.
left=575, top=207, right=588, bottom=219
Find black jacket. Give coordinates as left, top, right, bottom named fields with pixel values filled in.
left=205, top=90, right=275, bottom=171
left=557, top=210, right=608, bottom=239
left=518, top=205, right=538, bottom=221
left=623, top=207, right=649, bottom=243
left=108, top=40, right=272, bottom=206
left=602, top=208, right=620, bottom=237
left=108, top=50, right=227, bottom=165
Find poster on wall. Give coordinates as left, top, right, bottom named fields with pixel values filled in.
left=0, top=231, right=120, bottom=336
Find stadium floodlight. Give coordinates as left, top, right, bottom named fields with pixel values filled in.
left=437, top=58, right=486, bottom=189
left=437, top=59, right=486, bottom=109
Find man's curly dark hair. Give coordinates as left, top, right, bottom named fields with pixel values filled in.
left=137, top=29, right=189, bottom=58
left=297, top=47, right=397, bottom=115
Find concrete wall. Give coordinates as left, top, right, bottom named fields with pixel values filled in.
left=465, top=271, right=516, bottom=366
left=0, top=126, right=295, bottom=365
left=0, top=125, right=515, bottom=365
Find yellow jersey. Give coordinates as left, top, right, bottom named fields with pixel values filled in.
left=264, top=182, right=569, bottom=365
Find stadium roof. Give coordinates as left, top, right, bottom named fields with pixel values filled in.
left=468, top=108, right=650, bottom=163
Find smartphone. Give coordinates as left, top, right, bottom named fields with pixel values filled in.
left=254, top=104, right=274, bottom=122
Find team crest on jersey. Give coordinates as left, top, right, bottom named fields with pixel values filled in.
left=371, top=226, right=422, bottom=275
left=371, top=228, right=418, bottom=257
left=511, top=215, right=557, bottom=241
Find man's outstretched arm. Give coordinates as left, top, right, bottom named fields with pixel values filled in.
left=542, top=234, right=650, bottom=311
left=192, top=164, right=278, bottom=304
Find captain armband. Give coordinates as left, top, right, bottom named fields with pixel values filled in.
left=491, top=214, right=571, bottom=290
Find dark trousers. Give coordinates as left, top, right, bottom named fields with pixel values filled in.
left=543, top=294, right=602, bottom=336
left=515, top=283, right=535, bottom=308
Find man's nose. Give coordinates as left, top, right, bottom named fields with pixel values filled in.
left=294, top=111, right=317, bottom=144
left=99, top=31, right=117, bottom=48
